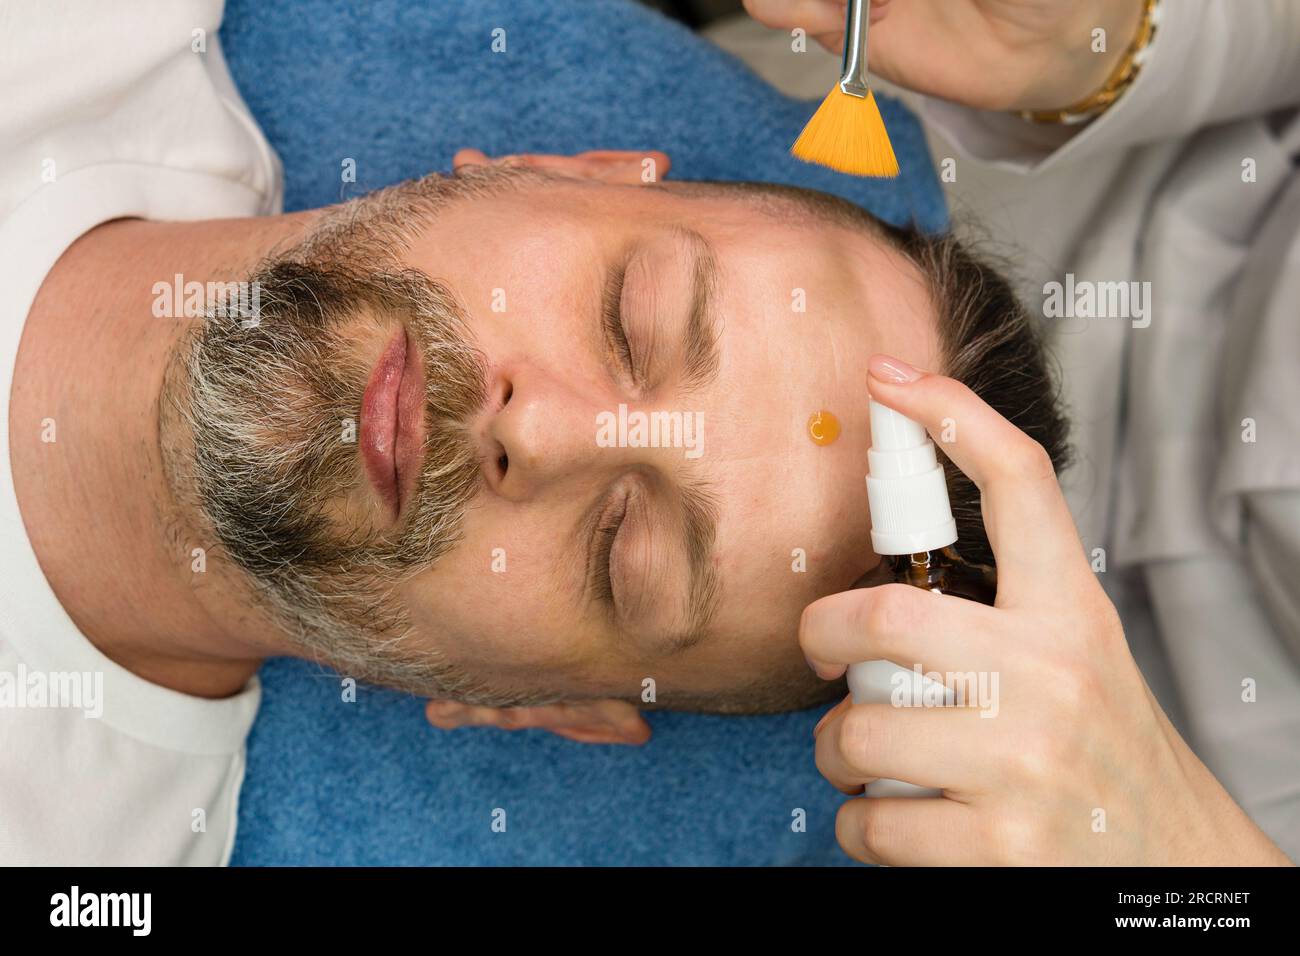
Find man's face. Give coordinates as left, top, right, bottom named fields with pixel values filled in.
left=184, top=168, right=941, bottom=710
left=366, top=175, right=940, bottom=705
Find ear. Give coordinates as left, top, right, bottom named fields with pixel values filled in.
left=425, top=698, right=651, bottom=745
left=452, top=147, right=671, bottom=184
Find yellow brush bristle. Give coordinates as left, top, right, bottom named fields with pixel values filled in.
left=792, top=87, right=899, bottom=178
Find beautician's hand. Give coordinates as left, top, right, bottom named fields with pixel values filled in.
left=425, top=698, right=650, bottom=745
left=799, top=354, right=1293, bottom=866
left=743, top=0, right=1146, bottom=112
left=452, top=148, right=670, bottom=182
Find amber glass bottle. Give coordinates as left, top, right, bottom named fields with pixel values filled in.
left=848, top=401, right=998, bottom=797
left=851, top=548, right=996, bottom=603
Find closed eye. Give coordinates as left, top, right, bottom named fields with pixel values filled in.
left=589, top=489, right=629, bottom=607
left=602, top=260, right=633, bottom=379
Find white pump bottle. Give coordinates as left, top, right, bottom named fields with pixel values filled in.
left=847, top=400, right=995, bottom=798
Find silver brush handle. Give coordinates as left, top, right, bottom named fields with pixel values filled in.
left=838, top=0, right=872, bottom=97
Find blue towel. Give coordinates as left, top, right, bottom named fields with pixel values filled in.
left=221, top=0, right=946, bottom=866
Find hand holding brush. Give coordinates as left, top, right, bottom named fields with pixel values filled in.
left=748, top=0, right=1150, bottom=167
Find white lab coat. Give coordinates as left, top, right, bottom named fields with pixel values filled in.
left=916, top=0, right=1300, bottom=858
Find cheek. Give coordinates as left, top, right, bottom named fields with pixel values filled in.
left=439, top=221, right=600, bottom=364
left=396, top=512, right=588, bottom=670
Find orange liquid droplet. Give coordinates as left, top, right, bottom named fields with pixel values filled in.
left=808, top=410, right=841, bottom=446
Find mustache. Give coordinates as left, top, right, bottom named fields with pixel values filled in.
left=182, top=259, right=487, bottom=643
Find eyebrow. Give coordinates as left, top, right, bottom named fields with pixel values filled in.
left=664, top=472, right=722, bottom=653
left=672, top=226, right=722, bottom=394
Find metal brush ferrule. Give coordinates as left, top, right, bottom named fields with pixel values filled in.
left=837, top=0, right=872, bottom=98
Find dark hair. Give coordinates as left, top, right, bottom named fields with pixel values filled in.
left=878, top=222, right=1072, bottom=568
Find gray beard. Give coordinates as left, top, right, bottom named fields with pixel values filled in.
left=172, top=259, right=488, bottom=696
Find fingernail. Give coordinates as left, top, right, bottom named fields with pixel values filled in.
left=813, top=707, right=833, bottom=737
left=868, top=354, right=922, bottom=384
left=805, top=655, right=835, bottom=680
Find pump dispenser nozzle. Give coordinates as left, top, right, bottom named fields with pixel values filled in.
left=865, top=401, right=957, bottom=556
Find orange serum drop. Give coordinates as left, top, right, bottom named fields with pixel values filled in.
left=807, top=410, right=841, bottom=446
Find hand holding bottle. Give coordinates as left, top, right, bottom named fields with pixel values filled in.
left=743, top=0, right=1146, bottom=113
left=798, top=354, right=1291, bottom=865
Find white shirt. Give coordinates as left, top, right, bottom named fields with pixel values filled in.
left=915, top=0, right=1300, bottom=859
left=0, top=0, right=281, bottom=865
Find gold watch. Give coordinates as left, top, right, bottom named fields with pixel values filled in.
left=1019, top=0, right=1161, bottom=125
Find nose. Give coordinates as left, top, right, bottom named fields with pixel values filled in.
left=473, top=364, right=666, bottom=501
